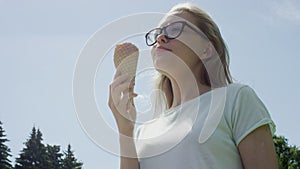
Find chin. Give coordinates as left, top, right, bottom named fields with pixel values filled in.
left=152, top=52, right=168, bottom=66
left=153, top=56, right=176, bottom=76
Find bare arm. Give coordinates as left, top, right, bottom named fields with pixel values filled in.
left=119, top=132, right=140, bottom=169
left=238, top=124, right=279, bottom=169
left=108, top=70, right=140, bottom=169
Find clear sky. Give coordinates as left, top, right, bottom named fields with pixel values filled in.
left=1, top=0, right=300, bottom=168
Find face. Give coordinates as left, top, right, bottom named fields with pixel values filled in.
left=147, top=12, right=210, bottom=79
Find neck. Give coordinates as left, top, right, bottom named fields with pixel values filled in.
left=169, top=74, right=212, bottom=108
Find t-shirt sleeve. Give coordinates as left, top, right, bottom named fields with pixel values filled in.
left=231, top=86, right=276, bottom=145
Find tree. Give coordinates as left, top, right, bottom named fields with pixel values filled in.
left=45, top=144, right=63, bottom=169
left=61, top=144, right=83, bottom=169
left=0, top=121, right=13, bottom=169
left=15, top=127, right=83, bottom=168
left=274, top=135, right=300, bottom=169
left=15, top=127, right=48, bottom=169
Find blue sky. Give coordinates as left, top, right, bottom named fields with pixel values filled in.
left=1, top=0, right=300, bottom=168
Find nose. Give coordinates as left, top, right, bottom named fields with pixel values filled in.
left=156, top=34, right=168, bottom=44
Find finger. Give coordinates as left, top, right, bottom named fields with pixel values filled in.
left=111, top=73, right=130, bottom=90
left=117, top=94, right=131, bottom=119
left=113, top=70, right=122, bottom=79
left=118, top=93, right=137, bottom=118
left=123, top=82, right=134, bottom=93
left=114, top=81, right=131, bottom=96
left=110, top=90, right=137, bottom=122
left=114, top=72, right=129, bottom=82
left=109, top=79, right=136, bottom=103
left=114, top=79, right=136, bottom=94
left=113, top=70, right=128, bottom=80
left=110, top=82, right=136, bottom=110
left=127, top=98, right=137, bottom=122
left=122, top=93, right=138, bottom=104
left=128, top=104, right=136, bottom=122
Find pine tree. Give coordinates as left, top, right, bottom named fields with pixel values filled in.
left=0, top=121, right=13, bottom=169
left=15, top=127, right=48, bottom=169
left=45, top=144, right=63, bottom=169
left=36, top=129, right=49, bottom=167
left=61, top=144, right=83, bottom=169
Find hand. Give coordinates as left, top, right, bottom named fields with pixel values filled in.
left=108, top=70, right=138, bottom=136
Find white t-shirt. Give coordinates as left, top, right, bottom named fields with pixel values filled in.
left=135, top=83, right=276, bottom=169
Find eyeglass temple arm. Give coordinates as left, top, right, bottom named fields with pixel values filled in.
left=185, top=24, right=208, bottom=40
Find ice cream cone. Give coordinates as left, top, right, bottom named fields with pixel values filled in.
left=113, top=42, right=139, bottom=82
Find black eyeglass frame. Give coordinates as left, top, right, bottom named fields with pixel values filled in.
left=145, top=21, right=207, bottom=46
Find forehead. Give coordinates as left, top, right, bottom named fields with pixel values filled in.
left=158, top=11, right=197, bottom=27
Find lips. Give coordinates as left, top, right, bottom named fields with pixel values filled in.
left=156, top=46, right=172, bottom=52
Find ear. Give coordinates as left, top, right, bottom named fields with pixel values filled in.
left=202, top=42, right=214, bottom=59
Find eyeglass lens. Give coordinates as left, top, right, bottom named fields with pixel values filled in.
left=146, top=22, right=184, bottom=46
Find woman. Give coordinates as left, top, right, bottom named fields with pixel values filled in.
left=108, top=2, right=278, bottom=169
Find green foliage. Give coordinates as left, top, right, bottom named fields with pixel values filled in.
left=0, top=121, right=13, bottom=169
left=61, top=144, right=83, bottom=169
left=15, top=127, right=83, bottom=169
left=15, top=127, right=48, bottom=169
left=3, top=121, right=300, bottom=169
left=45, top=145, right=63, bottom=169
left=274, top=135, right=300, bottom=169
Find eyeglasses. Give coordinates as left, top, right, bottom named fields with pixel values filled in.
left=145, top=21, right=207, bottom=46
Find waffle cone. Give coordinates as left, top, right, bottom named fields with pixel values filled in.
left=113, top=42, right=139, bottom=81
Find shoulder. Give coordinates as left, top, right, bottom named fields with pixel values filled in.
left=223, top=83, right=269, bottom=126
left=224, top=83, right=265, bottom=112
left=225, top=83, right=254, bottom=101
left=223, top=84, right=276, bottom=143
left=227, top=83, right=251, bottom=93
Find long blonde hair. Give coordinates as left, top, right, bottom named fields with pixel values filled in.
left=154, top=2, right=233, bottom=113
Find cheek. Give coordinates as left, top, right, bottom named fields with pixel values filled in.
left=150, top=47, right=155, bottom=58
left=177, top=33, right=207, bottom=58
left=170, top=41, right=202, bottom=70
left=170, top=41, right=193, bottom=61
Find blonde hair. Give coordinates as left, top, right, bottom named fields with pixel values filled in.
left=153, top=2, right=233, bottom=113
